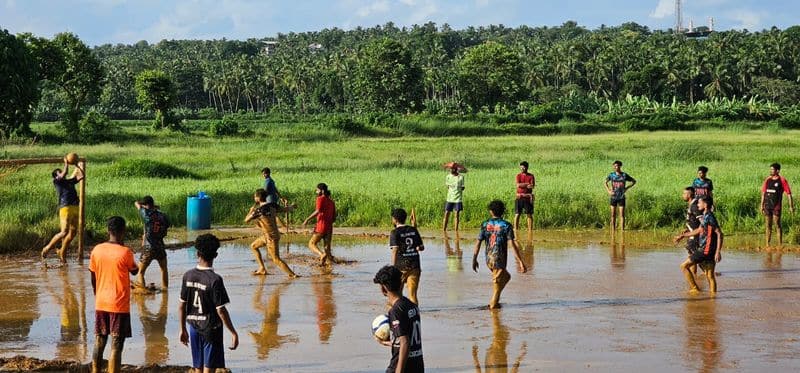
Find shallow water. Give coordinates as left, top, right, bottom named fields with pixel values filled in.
left=1, top=232, right=799, bottom=372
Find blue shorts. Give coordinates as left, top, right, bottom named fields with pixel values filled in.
left=189, top=325, right=225, bottom=369
left=444, top=202, right=463, bottom=212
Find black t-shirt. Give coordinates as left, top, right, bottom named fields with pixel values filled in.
left=180, top=267, right=231, bottom=338
left=389, top=225, right=423, bottom=271
left=387, top=296, right=424, bottom=373
left=686, top=199, right=702, bottom=230
left=53, top=177, right=79, bottom=208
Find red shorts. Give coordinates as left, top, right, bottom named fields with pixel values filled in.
left=95, top=310, right=132, bottom=338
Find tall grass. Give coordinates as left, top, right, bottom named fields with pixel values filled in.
left=1, top=125, right=798, bottom=252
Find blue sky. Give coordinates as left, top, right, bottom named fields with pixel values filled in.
left=1, top=0, right=796, bottom=46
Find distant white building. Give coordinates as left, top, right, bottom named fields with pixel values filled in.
left=308, top=43, right=324, bottom=52
left=261, top=40, right=278, bottom=55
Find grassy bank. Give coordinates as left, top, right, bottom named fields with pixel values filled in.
left=1, top=124, right=798, bottom=252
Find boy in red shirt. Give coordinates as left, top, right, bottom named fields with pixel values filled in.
left=514, top=161, right=536, bottom=232
left=303, top=183, right=337, bottom=266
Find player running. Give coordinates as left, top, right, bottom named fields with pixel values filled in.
left=302, top=183, right=337, bottom=266
left=674, top=196, right=723, bottom=294
left=246, top=189, right=298, bottom=278
left=760, top=163, right=795, bottom=247
left=134, top=195, right=170, bottom=290
left=674, top=187, right=702, bottom=274
left=604, top=160, right=636, bottom=231
left=389, top=208, right=425, bottom=305
left=472, top=200, right=527, bottom=309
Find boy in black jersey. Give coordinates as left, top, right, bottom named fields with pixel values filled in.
left=760, top=163, right=795, bottom=247
left=674, top=187, right=702, bottom=274
left=389, top=208, right=425, bottom=305
left=374, top=265, right=424, bottom=373
left=179, top=234, right=239, bottom=372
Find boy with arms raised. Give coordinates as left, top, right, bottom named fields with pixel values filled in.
left=89, top=217, right=139, bottom=373
left=42, top=157, right=85, bottom=263
left=373, top=265, right=424, bottom=373
left=674, top=196, right=723, bottom=294
left=134, top=195, right=170, bottom=289
left=179, top=233, right=239, bottom=373
left=246, top=188, right=298, bottom=277
left=472, top=200, right=527, bottom=309
left=389, top=208, right=425, bottom=305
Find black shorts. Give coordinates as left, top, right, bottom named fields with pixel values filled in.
left=515, top=198, right=534, bottom=215
left=140, top=245, right=167, bottom=264
left=764, top=203, right=782, bottom=217
left=689, top=249, right=716, bottom=265
left=685, top=236, right=698, bottom=255
left=609, top=196, right=626, bottom=207
left=95, top=311, right=132, bottom=338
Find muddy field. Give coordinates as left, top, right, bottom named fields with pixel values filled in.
left=1, top=230, right=799, bottom=372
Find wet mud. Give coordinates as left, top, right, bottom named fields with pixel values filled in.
left=2, top=230, right=799, bottom=372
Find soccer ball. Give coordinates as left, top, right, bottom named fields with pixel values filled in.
left=371, top=314, right=390, bottom=341
left=65, top=152, right=79, bottom=165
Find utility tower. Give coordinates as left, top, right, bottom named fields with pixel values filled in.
left=675, top=0, right=683, bottom=34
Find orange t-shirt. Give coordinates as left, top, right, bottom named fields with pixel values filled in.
left=89, top=242, right=137, bottom=313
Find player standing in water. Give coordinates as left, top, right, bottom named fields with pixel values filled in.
left=389, top=208, right=425, bottom=305
left=760, top=163, right=795, bottom=247
left=604, top=160, right=636, bottom=231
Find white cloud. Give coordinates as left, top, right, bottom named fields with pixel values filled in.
left=406, top=0, right=439, bottom=24
left=727, top=8, right=766, bottom=30
left=650, top=0, right=673, bottom=19
left=356, top=0, right=390, bottom=17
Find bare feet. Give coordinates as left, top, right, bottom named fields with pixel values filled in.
left=252, top=269, right=268, bottom=276
left=688, top=287, right=701, bottom=295
left=488, top=303, right=503, bottom=310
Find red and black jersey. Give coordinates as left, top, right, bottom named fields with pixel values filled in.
left=762, top=176, right=792, bottom=208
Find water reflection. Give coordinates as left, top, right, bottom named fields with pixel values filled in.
left=133, top=291, right=169, bottom=365
left=763, top=251, right=782, bottom=270
left=444, top=232, right=463, bottom=272
left=683, top=298, right=721, bottom=373
left=519, top=232, right=535, bottom=273
left=46, top=268, right=87, bottom=361
left=312, top=276, right=337, bottom=343
left=250, top=278, right=298, bottom=360
left=610, top=231, right=625, bottom=269
left=472, top=311, right=527, bottom=372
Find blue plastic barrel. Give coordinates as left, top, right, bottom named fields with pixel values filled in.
left=186, top=193, right=212, bottom=230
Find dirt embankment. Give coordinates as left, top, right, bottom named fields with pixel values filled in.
left=0, top=355, right=223, bottom=372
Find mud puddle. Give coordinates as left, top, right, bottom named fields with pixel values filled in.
left=1, top=232, right=799, bottom=372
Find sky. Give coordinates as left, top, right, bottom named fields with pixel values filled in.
left=1, top=0, right=796, bottom=46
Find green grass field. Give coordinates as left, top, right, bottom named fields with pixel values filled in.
left=1, top=122, right=798, bottom=252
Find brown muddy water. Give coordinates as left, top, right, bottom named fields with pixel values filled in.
left=1, top=231, right=799, bottom=372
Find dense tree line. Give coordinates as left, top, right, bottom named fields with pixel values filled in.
left=2, top=21, right=800, bottom=137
